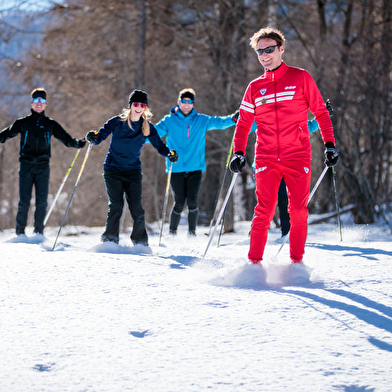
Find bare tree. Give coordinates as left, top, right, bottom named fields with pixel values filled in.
left=134, top=0, right=146, bottom=88
left=1, top=0, right=392, bottom=232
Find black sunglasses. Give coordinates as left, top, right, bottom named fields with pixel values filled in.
left=255, top=45, right=278, bottom=56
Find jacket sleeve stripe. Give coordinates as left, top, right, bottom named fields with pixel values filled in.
left=240, top=105, right=254, bottom=113
left=240, top=100, right=255, bottom=113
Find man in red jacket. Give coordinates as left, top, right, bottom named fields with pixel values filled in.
left=229, top=27, right=339, bottom=264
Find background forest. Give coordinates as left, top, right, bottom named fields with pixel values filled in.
left=0, top=0, right=391, bottom=233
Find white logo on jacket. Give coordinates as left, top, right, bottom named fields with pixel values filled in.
left=260, top=88, right=267, bottom=96
left=255, top=166, right=267, bottom=174
left=304, top=167, right=310, bottom=174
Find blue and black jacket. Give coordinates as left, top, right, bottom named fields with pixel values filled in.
left=0, top=109, right=80, bottom=164
left=91, top=115, right=170, bottom=172
left=155, top=106, right=236, bottom=173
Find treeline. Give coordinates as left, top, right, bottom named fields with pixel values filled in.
left=0, top=0, right=391, bottom=232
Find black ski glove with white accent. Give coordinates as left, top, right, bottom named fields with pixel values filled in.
left=324, top=142, right=339, bottom=167
left=86, top=130, right=98, bottom=144
left=326, top=99, right=333, bottom=117
left=229, top=151, right=246, bottom=173
left=75, top=138, right=86, bottom=148
left=168, top=150, right=178, bottom=163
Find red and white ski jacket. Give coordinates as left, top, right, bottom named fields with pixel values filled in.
left=234, top=61, right=335, bottom=162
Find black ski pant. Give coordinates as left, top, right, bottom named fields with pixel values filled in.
left=16, top=161, right=50, bottom=235
left=103, top=170, right=148, bottom=245
left=169, top=170, right=202, bottom=232
left=278, top=177, right=291, bottom=236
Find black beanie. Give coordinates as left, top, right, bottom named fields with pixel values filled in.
left=128, top=89, right=148, bottom=106
left=31, top=89, right=47, bottom=100
left=180, top=91, right=195, bottom=101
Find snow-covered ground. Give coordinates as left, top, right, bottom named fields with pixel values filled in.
left=1, top=216, right=392, bottom=392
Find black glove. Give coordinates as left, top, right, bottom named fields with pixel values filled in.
left=324, top=142, right=339, bottom=167
left=229, top=151, right=246, bottom=173
left=326, top=99, right=333, bottom=117
left=168, top=150, right=178, bottom=163
left=75, top=138, right=86, bottom=148
left=86, top=130, right=98, bottom=143
left=232, top=110, right=240, bottom=122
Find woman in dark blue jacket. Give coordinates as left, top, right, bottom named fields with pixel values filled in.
left=86, top=90, right=178, bottom=246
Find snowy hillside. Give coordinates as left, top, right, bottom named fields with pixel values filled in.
left=1, top=218, right=392, bottom=391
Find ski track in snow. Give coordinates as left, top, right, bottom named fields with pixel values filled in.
left=1, top=220, right=392, bottom=391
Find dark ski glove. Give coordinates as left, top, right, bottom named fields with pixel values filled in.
left=326, top=99, right=333, bottom=117
left=86, top=130, right=98, bottom=144
left=168, top=150, right=179, bottom=163
left=232, top=110, right=240, bottom=122
left=229, top=151, right=246, bottom=173
left=324, top=142, right=339, bottom=167
left=75, top=138, right=86, bottom=148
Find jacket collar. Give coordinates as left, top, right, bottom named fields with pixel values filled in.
left=172, top=105, right=197, bottom=119
left=31, top=109, right=46, bottom=119
left=263, top=61, right=288, bottom=80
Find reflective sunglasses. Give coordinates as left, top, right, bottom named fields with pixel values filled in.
left=180, top=99, right=194, bottom=104
left=132, top=102, right=146, bottom=108
left=31, top=98, right=47, bottom=104
left=255, top=45, right=278, bottom=56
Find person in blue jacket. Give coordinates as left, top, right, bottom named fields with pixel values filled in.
left=155, top=88, right=238, bottom=236
left=86, top=90, right=178, bottom=246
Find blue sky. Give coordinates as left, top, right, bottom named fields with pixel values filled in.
left=0, top=0, right=58, bottom=12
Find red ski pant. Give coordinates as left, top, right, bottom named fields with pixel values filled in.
left=249, top=159, right=311, bottom=263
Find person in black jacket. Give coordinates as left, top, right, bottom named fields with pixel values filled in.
left=86, top=89, right=178, bottom=246
left=0, top=87, right=86, bottom=236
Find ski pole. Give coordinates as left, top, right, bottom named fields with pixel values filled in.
left=119, top=195, right=127, bottom=234
left=217, top=209, right=226, bottom=246
left=271, top=165, right=329, bottom=261
left=206, top=130, right=235, bottom=237
left=326, top=99, right=342, bottom=241
left=332, top=166, right=343, bottom=241
left=44, top=148, right=81, bottom=226
left=203, top=173, right=238, bottom=258
left=52, top=142, right=94, bottom=251
left=217, top=181, right=233, bottom=246
left=158, top=161, right=173, bottom=246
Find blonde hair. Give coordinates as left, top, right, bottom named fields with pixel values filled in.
left=178, top=87, right=196, bottom=101
left=120, top=106, right=153, bottom=136
left=249, top=27, right=285, bottom=50
left=31, top=87, right=47, bottom=98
